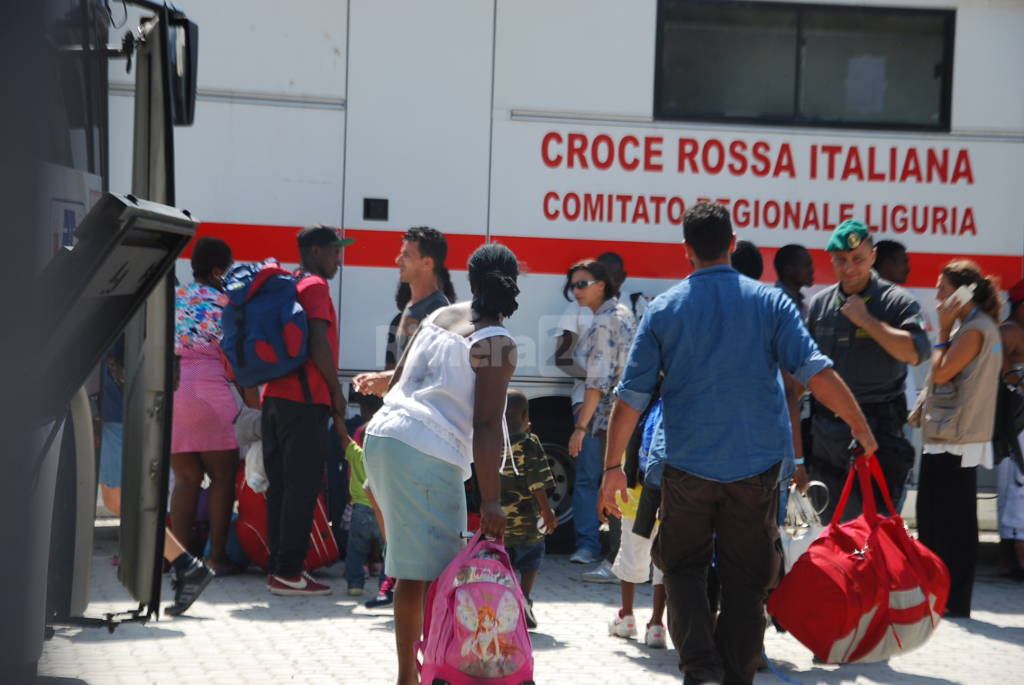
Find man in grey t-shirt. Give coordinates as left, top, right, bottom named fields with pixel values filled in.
left=355, top=226, right=452, bottom=396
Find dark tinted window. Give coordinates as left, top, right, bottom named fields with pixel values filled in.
left=655, top=1, right=954, bottom=130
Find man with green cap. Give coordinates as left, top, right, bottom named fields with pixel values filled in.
left=806, top=219, right=930, bottom=521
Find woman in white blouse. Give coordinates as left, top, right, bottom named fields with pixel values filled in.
left=914, top=259, right=1003, bottom=618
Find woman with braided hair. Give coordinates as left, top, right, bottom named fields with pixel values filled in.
left=362, top=243, right=520, bottom=685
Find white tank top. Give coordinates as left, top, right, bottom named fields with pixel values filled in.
left=365, top=312, right=515, bottom=479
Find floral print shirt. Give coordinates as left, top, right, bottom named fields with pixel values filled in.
left=174, top=282, right=228, bottom=357
left=573, top=297, right=636, bottom=434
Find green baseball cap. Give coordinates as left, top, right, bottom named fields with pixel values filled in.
left=297, top=225, right=355, bottom=249
left=826, top=219, right=870, bottom=252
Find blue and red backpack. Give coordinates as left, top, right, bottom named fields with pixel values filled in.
left=221, top=260, right=311, bottom=395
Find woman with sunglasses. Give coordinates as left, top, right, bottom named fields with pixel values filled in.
left=563, top=259, right=637, bottom=565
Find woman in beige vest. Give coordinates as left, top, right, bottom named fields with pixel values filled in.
left=914, top=260, right=1003, bottom=618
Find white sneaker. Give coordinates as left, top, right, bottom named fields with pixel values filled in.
left=569, top=548, right=602, bottom=564
left=608, top=610, right=637, bottom=638
left=644, top=623, right=667, bottom=648
left=582, top=560, right=618, bottom=584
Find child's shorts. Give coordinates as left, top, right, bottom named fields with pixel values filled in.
left=506, top=539, right=545, bottom=573
left=612, top=516, right=663, bottom=585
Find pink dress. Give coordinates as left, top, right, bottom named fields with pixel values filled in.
left=171, top=283, right=239, bottom=453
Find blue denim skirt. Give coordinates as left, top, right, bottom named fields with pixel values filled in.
left=363, top=434, right=467, bottom=581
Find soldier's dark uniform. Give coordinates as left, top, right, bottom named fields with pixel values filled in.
left=807, top=268, right=930, bottom=521
left=500, top=432, right=556, bottom=550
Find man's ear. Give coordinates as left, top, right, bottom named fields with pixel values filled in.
left=683, top=241, right=697, bottom=264
left=728, top=233, right=738, bottom=254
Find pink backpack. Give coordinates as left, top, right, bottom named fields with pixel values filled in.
left=419, top=532, right=535, bottom=685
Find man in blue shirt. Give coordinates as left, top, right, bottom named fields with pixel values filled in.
left=600, top=202, right=876, bottom=685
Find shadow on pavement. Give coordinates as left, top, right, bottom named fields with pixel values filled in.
left=525, top=631, right=566, bottom=651
left=36, top=678, right=89, bottom=684
left=790, top=663, right=963, bottom=685
left=952, top=616, right=1024, bottom=647
left=61, top=623, right=185, bottom=643
left=228, top=600, right=368, bottom=623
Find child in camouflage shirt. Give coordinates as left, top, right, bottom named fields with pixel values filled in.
left=501, top=389, right=558, bottom=630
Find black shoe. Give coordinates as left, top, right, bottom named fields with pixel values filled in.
left=524, top=598, right=537, bottom=630
left=364, top=588, right=394, bottom=608
left=166, top=560, right=213, bottom=616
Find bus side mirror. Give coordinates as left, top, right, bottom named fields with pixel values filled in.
left=167, top=18, right=198, bottom=126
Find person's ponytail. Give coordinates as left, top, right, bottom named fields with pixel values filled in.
left=468, top=243, right=520, bottom=319
left=437, top=265, right=457, bottom=303
left=474, top=269, right=519, bottom=319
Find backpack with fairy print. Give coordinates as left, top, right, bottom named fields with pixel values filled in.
left=419, top=532, right=534, bottom=685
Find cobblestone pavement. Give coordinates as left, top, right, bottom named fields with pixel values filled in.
left=40, top=535, right=1024, bottom=684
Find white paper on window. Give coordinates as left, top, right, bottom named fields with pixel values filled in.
left=845, top=55, right=886, bottom=114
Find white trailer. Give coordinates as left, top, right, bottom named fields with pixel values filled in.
left=109, top=0, right=1024, bottom=523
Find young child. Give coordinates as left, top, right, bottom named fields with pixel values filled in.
left=606, top=398, right=667, bottom=648
left=340, top=427, right=385, bottom=597
left=500, top=389, right=558, bottom=630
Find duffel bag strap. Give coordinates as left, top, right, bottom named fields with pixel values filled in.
left=830, top=454, right=860, bottom=527
left=830, top=446, right=897, bottom=527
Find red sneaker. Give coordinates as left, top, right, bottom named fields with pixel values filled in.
left=267, top=572, right=332, bottom=596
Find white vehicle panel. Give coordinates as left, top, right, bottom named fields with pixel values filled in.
left=342, top=0, right=493, bottom=235
left=494, top=0, right=657, bottom=118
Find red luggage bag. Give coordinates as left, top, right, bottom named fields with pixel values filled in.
left=767, top=451, right=949, bottom=663
left=235, top=468, right=339, bottom=572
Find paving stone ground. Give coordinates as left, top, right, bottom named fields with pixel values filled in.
left=40, top=534, right=1024, bottom=684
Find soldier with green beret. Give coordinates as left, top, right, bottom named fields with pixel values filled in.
left=806, top=219, right=931, bottom=521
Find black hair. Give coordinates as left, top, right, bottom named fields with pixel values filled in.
left=395, top=281, right=411, bottom=312
left=404, top=226, right=454, bottom=302
left=774, top=244, right=809, bottom=278
left=505, top=388, right=529, bottom=420
left=731, top=240, right=763, bottom=279
left=191, top=236, right=232, bottom=280
left=941, top=259, right=1003, bottom=321
left=562, top=258, right=619, bottom=302
left=438, top=267, right=456, bottom=302
left=874, top=240, right=907, bottom=265
left=404, top=226, right=447, bottom=267
left=468, top=243, right=519, bottom=319
left=597, top=251, right=626, bottom=287
left=683, top=201, right=733, bottom=261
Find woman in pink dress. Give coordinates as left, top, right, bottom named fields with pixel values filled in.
left=171, top=237, right=240, bottom=575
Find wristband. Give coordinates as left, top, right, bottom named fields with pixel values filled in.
left=933, top=342, right=950, bottom=349
left=794, top=458, right=805, bottom=465
left=574, top=424, right=588, bottom=433
left=604, top=463, right=622, bottom=473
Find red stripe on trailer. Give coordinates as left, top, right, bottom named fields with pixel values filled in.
left=341, top=229, right=487, bottom=272
left=186, top=223, right=1023, bottom=290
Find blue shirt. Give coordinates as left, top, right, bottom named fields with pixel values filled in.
left=638, top=399, right=666, bottom=488
left=616, top=265, right=832, bottom=482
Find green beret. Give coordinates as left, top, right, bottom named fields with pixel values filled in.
left=826, top=219, right=870, bottom=252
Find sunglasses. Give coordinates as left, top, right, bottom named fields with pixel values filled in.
left=570, top=279, right=598, bottom=290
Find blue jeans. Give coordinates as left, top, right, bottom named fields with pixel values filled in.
left=345, top=503, right=384, bottom=588
left=573, top=411, right=604, bottom=556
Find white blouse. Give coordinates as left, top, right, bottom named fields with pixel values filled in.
left=366, top=314, right=514, bottom=479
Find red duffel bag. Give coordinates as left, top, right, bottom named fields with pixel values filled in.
left=234, top=466, right=339, bottom=573
left=767, top=450, right=949, bottom=664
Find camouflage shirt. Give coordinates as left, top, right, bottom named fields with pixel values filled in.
left=500, top=432, right=555, bottom=547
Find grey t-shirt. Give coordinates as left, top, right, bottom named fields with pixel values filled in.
left=395, top=289, right=449, bottom=361
left=807, top=273, right=930, bottom=406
